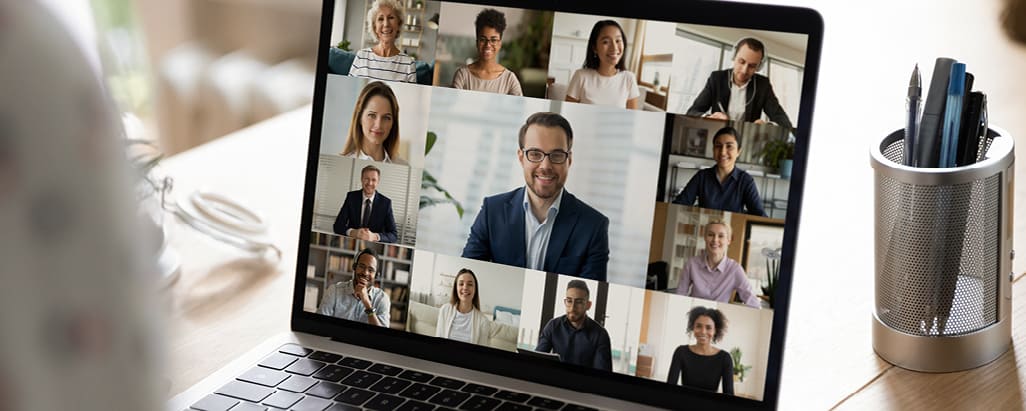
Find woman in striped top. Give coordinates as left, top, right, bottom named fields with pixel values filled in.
left=349, top=0, right=417, bottom=83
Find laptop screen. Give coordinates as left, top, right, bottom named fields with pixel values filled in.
left=296, top=0, right=821, bottom=408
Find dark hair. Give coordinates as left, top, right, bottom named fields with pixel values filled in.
left=517, top=112, right=574, bottom=150
left=361, top=164, right=381, bottom=178
left=341, top=81, right=400, bottom=160
left=449, top=268, right=481, bottom=310
left=1005, top=0, right=1026, bottom=45
left=734, top=37, right=766, bottom=63
left=713, top=126, right=741, bottom=149
left=566, top=279, right=590, bottom=298
left=474, top=8, right=507, bottom=37
left=353, top=248, right=379, bottom=269
left=687, top=306, right=727, bottom=343
left=583, top=20, right=627, bottom=71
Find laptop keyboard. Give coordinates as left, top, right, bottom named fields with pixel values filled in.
left=187, top=343, right=597, bottom=411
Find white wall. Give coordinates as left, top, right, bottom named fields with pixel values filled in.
left=517, top=270, right=548, bottom=348
left=320, top=74, right=430, bottom=168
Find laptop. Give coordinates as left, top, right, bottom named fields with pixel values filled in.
left=170, top=0, right=822, bottom=409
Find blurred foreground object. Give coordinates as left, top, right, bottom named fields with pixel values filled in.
left=1006, top=0, right=1026, bottom=44
left=0, top=1, right=162, bottom=410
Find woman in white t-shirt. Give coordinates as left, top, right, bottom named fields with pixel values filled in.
left=565, top=20, right=640, bottom=110
left=436, top=268, right=491, bottom=345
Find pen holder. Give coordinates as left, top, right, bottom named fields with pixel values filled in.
left=870, top=126, right=1013, bottom=372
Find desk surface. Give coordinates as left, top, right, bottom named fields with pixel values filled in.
left=164, top=1, right=1026, bottom=409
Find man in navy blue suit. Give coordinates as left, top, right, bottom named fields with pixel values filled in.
left=333, top=164, right=398, bottom=243
left=462, top=112, right=610, bottom=281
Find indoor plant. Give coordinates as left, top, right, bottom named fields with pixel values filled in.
left=758, top=138, right=795, bottom=178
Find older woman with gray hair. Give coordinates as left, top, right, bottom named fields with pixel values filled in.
left=349, top=0, right=417, bottom=83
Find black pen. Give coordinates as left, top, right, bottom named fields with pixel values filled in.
left=905, top=64, right=921, bottom=166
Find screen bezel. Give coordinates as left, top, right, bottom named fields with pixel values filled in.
left=291, top=0, right=823, bottom=409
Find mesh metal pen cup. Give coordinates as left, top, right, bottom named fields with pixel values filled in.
left=870, top=126, right=1013, bottom=372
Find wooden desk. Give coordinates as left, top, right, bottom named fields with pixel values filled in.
left=165, top=0, right=1026, bottom=408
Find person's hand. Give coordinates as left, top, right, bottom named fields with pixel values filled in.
left=753, top=119, right=767, bottom=125
left=354, top=228, right=372, bottom=241
left=353, top=275, right=371, bottom=301
left=706, top=112, right=729, bottom=121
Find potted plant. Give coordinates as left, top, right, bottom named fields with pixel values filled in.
left=758, top=138, right=794, bottom=179
left=419, top=131, right=464, bottom=218
left=730, top=347, right=752, bottom=383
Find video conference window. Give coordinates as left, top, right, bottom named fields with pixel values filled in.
left=304, top=0, right=811, bottom=402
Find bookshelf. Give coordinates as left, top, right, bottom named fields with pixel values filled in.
left=307, top=230, right=413, bottom=329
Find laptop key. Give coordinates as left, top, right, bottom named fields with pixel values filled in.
left=428, top=376, right=465, bottom=390
left=279, top=344, right=314, bottom=357
left=326, top=403, right=362, bottom=411
left=278, top=375, right=318, bottom=392
left=560, top=405, right=597, bottom=411
left=286, top=359, right=327, bottom=376
left=340, top=370, right=383, bottom=388
left=227, top=402, right=267, bottom=411
left=460, top=384, right=498, bottom=396
left=308, top=351, right=343, bottom=363
left=259, top=352, right=299, bottom=370
left=399, top=383, right=441, bottom=401
left=397, top=370, right=434, bottom=383
left=338, top=357, right=374, bottom=369
left=495, top=403, right=530, bottom=411
left=291, top=395, right=333, bottom=411
left=336, top=387, right=375, bottom=405
left=493, top=391, right=530, bottom=403
left=396, top=400, right=436, bottom=411
left=526, top=396, right=564, bottom=410
left=215, top=380, right=273, bottom=403
left=365, top=393, right=407, bottom=410
left=238, top=367, right=290, bottom=387
left=189, top=393, right=238, bottom=411
left=368, top=363, right=404, bottom=376
left=313, top=364, right=355, bottom=382
left=261, top=390, right=304, bottom=409
left=428, top=390, right=470, bottom=408
left=458, top=395, right=501, bottom=411
left=371, top=376, right=413, bottom=394
left=307, top=381, right=346, bottom=398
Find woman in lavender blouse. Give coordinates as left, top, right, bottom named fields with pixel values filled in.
left=676, top=221, right=760, bottom=308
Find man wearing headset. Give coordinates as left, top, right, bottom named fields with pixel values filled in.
left=317, top=248, right=390, bottom=327
left=685, top=37, right=793, bottom=129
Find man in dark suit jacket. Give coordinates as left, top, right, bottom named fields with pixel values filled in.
left=333, top=164, right=398, bottom=243
left=462, top=112, right=610, bottom=281
left=685, top=37, right=793, bottom=129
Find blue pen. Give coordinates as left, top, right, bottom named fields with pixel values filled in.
left=939, top=63, right=966, bottom=168
left=905, top=65, right=921, bottom=166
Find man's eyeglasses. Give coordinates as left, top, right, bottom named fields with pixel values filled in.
left=354, top=262, right=376, bottom=275
left=563, top=297, right=587, bottom=306
left=477, top=37, right=501, bottom=46
left=523, top=149, right=570, bottom=164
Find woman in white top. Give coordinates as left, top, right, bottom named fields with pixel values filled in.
left=349, top=0, right=417, bottom=83
left=565, top=20, right=640, bottom=109
left=451, top=9, right=523, bottom=96
left=340, top=81, right=408, bottom=165
left=436, top=268, right=491, bottom=345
